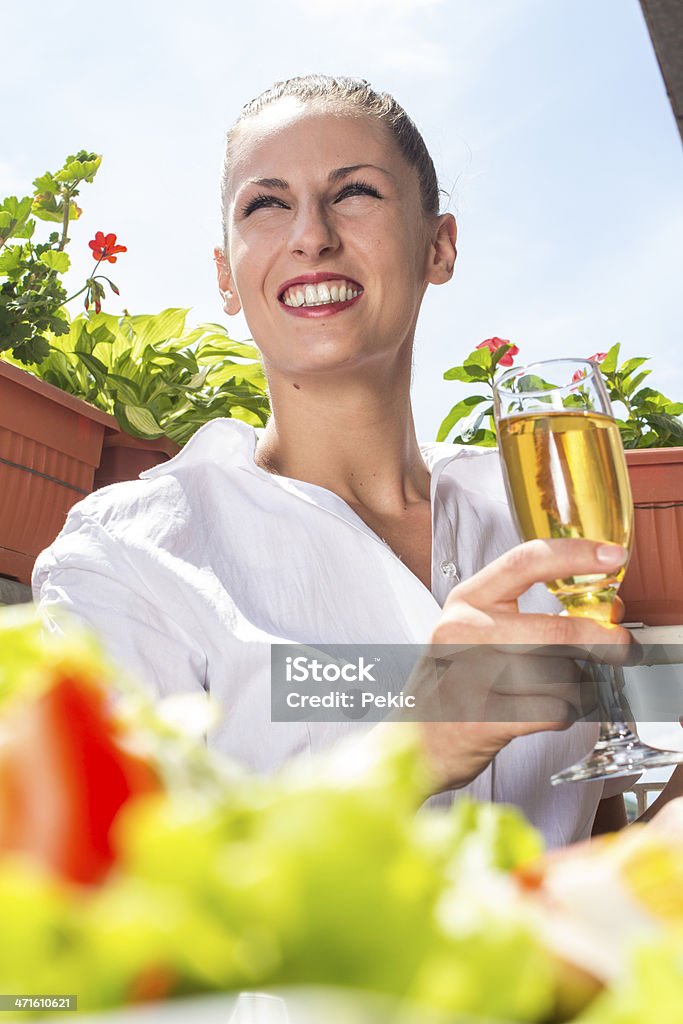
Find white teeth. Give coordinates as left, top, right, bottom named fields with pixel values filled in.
left=282, top=280, right=360, bottom=307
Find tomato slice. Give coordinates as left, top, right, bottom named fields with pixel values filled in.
left=0, top=674, right=160, bottom=885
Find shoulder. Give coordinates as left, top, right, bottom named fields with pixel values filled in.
left=61, top=418, right=259, bottom=534
left=33, top=418, right=261, bottom=585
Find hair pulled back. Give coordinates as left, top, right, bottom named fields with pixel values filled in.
left=221, top=74, right=440, bottom=240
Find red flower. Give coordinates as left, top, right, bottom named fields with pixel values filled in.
left=476, top=337, right=520, bottom=367
left=88, top=231, right=127, bottom=264
left=573, top=353, right=606, bottom=383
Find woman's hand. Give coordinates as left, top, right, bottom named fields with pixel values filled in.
left=410, top=538, right=638, bottom=793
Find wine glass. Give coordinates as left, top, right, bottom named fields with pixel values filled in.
left=493, top=357, right=683, bottom=784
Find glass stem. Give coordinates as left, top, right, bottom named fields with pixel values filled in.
left=592, top=662, right=634, bottom=740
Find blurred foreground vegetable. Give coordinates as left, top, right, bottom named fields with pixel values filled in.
left=0, top=606, right=681, bottom=1021
left=0, top=672, right=159, bottom=884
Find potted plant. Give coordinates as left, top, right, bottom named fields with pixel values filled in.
left=0, top=155, right=270, bottom=587
left=593, top=346, right=683, bottom=625
left=438, top=339, right=683, bottom=626
left=4, top=308, right=271, bottom=487
left=0, top=153, right=124, bottom=585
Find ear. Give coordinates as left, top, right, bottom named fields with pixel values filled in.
left=424, top=214, right=457, bottom=286
left=214, top=246, right=242, bottom=315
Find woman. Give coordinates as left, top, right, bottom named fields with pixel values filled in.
left=33, top=75, right=647, bottom=846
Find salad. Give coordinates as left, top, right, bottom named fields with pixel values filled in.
left=0, top=606, right=681, bottom=1021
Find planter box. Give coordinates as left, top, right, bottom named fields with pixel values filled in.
left=620, top=447, right=683, bottom=626
left=0, top=360, right=117, bottom=585
left=94, top=431, right=180, bottom=490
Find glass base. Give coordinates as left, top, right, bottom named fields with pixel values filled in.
left=551, top=729, right=683, bottom=785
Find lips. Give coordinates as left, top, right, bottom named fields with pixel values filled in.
left=277, top=273, right=363, bottom=310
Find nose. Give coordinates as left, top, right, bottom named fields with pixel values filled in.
left=288, top=200, right=340, bottom=261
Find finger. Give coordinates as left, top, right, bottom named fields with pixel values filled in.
left=448, top=538, right=629, bottom=610
left=483, top=694, right=581, bottom=726
left=429, top=610, right=639, bottom=663
left=612, top=596, right=625, bottom=623
left=435, top=655, right=596, bottom=720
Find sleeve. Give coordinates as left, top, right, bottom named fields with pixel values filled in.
left=32, top=505, right=208, bottom=700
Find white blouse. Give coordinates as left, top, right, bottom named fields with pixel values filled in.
left=33, top=417, right=611, bottom=847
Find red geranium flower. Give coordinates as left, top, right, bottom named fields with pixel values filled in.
left=88, top=231, right=127, bottom=264
left=476, top=337, right=520, bottom=367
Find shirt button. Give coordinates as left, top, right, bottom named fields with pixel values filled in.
left=439, top=560, right=460, bottom=580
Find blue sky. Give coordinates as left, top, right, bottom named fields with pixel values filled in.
left=5, top=0, right=682, bottom=439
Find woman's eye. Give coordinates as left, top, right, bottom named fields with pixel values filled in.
left=334, top=181, right=383, bottom=202
left=242, top=194, right=288, bottom=216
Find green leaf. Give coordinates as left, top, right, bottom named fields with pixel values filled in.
left=459, top=346, right=494, bottom=381
left=619, top=356, right=648, bottom=378
left=31, top=193, right=64, bottom=223
left=195, top=336, right=261, bottom=361
left=632, top=387, right=670, bottom=410
left=76, top=351, right=111, bottom=384
left=461, top=363, right=490, bottom=382
left=38, top=251, right=70, bottom=273
left=645, top=413, right=683, bottom=440
left=443, top=364, right=484, bottom=383
left=621, top=370, right=649, bottom=398
left=106, top=373, right=148, bottom=406
left=600, top=343, right=620, bottom=375
left=451, top=427, right=497, bottom=447
left=437, top=396, right=490, bottom=442
left=490, top=344, right=516, bottom=372
left=0, top=246, right=26, bottom=276
left=0, top=196, right=33, bottom=241
left=516, top=373, right=555, bottom=393
left=125, top=309, right=188, bottom=350
left=32, top=172, right=59, bottom=195
left=119, top=404, right=164, bottom=438
left=54, top=153, right=102, bottom=185
left=207, top=362, right=267, bottom=389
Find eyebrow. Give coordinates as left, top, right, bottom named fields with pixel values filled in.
left=240, top=164, right=395, bottom=193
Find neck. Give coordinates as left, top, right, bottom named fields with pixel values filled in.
left=255, top=353, right=430, bottom=516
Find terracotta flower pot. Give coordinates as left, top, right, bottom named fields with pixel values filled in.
left=620, top=448, right=683, bottom=626
left=94, top=431, right=180, bottom=489
left=0, top=360, right=116, bottom=585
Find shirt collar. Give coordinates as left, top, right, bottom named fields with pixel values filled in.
left=141, top=418, right=490, bottom=507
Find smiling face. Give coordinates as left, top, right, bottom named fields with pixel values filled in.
left=216, top=98, right=456, bottom=379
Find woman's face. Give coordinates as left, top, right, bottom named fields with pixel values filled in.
left=217, top=98, right=455, bottom=378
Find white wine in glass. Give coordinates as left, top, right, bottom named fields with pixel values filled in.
left=493, top=358, right=683, bottom=784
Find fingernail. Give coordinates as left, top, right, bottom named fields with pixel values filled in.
left=596, top=543, right=628, bottom=566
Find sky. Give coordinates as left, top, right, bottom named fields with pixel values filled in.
left=4, top=0, right=682, bottom=441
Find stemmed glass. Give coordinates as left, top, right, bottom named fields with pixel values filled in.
left=493, top=357, right=683, bottom=784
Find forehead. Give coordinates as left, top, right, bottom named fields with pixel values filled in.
left=227, top=99, right=407, bottom=196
